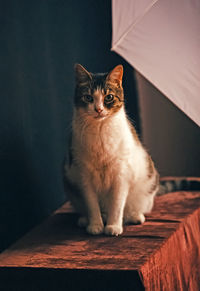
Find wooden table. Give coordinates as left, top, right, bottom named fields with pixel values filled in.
left=0, top=186, right=200, bottom=290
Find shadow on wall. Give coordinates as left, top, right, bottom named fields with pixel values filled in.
left=0, top=0, right=139, bottom=252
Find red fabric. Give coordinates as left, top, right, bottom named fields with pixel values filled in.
left=141, top=206, right=200, bottom=290
left=0, top=178, right=200, bottom=291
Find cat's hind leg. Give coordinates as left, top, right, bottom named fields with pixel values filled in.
left=123, top=212, right=145, bottom=225
left=124, top=185, right=156, bottom=225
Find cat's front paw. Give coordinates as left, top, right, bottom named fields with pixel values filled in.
left=104, top=225, right=123, bottom=236
left=86, top=223, right=104, bottom=235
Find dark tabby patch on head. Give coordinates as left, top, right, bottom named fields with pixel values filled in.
left=74, top=64, right=124, bottom=113
left=103, top=81, right=124, bottom=113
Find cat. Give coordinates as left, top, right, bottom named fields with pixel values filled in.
left=63, top=64, right=199, bottom=236
left=63, top=63, right=160, bottom=236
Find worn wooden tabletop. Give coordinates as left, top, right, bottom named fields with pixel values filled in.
left=0, top=178, right=200, bottom=291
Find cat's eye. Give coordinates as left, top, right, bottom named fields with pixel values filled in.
left=82, top=95, right=93, bottom=103
left=104, top=94, right=114, bottom=103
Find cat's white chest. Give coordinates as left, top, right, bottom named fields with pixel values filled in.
left=72, top=109, right=136, bottom=195
left=74, top=110, right=134, bottom=165
left=65, top=64, right=159, bottom=236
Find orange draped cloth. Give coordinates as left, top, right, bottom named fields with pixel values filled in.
left=0, top=178, right=200, bottom=290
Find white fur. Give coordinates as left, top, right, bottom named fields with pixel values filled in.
left=65, top=104, right=158, bottom=236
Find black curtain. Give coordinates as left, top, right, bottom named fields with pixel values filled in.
left=0, top=0, right=139, bottom=252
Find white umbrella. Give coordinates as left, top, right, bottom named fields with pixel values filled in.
left=112, top=0, right=200, bottom=127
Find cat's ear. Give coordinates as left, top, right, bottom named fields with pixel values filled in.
left=106, top=65, right=123, bottom=86
left=74, top=64, right=92, bottom=84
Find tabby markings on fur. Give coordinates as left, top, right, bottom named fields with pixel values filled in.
left=63, top=64, right=199, bottom=236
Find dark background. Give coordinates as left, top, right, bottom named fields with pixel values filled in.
left=0, top=0, right=139, bottom=252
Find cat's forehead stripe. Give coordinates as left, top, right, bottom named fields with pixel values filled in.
left=93, top=87, right=104, bottom=95
left=90, top=73, right=106, bottom=91
left=93, top=87, right=113, bottom=97
left=93, top=89, right=104, bottom=104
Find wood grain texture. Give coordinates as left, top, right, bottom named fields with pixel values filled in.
left=0, top=178, right=200, bottom=290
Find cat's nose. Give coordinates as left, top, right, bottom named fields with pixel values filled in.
left=95, top=107, right=103, bottom=113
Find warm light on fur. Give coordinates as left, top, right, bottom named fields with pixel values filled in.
left=64, top=64, right=159, bottom=236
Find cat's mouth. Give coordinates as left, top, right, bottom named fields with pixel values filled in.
left=94, top=114, right=107, bottom=120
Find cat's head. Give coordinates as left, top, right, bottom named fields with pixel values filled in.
left=74, top=64, right=124, bottom=120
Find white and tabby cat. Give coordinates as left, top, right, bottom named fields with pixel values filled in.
left=63, top=64, right=198, bottom=236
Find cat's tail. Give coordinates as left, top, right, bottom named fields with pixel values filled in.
left=157, top=177, right=200, bottom=195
